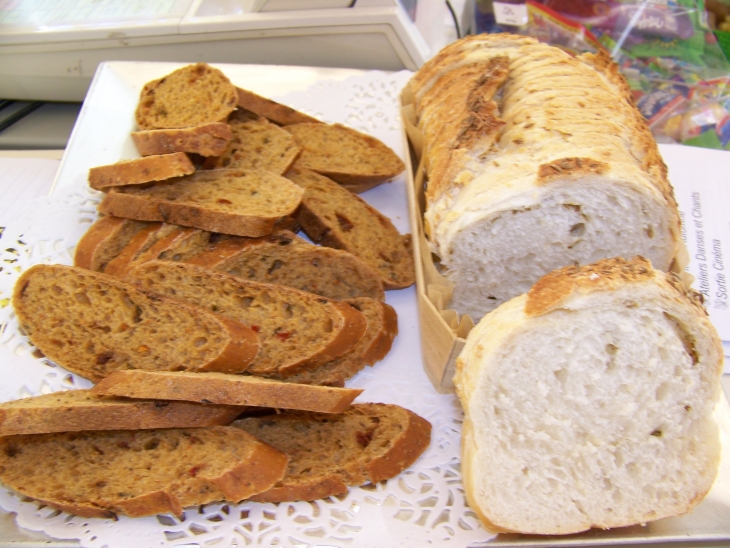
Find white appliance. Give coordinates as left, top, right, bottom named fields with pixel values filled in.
left=0, top=0, right=448, bottom=102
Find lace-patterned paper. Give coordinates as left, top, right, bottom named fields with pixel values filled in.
left=0, top=66, right=494, bottom=548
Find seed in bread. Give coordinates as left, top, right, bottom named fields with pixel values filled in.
left=454, top=256, right=724, bottom=535
left=88, top=153, right=195, bottom=190
left=0, top=390, right=243, bottom=436
left=92, top=370, right=363, bottom=413
left=233, top=403, right=431, bottom=502
left=0, top=426, right=287, bottom=518
left=287, top=166, right=415, bottom=289
left=97, top=168, right=304, bottom=238
left=186, top=230, right=386, bottom=301
left=135, top=63, right=238, bottom=130
left=284, top=122, right=405, bottom=192
left=125, top=260, right=367, bottom=378
left=131, top=122, right=233, bottom=157
left=12, top=264, right=259, bottom=382
left=203, top=109, right=301, bottom=174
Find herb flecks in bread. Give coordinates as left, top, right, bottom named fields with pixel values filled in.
left=454, top=256, right=724, bottom=535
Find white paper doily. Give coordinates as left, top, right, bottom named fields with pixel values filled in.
left=0, top=69, right=495, bottom=548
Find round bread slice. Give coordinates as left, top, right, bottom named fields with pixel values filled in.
left=12, top=264, right=259, bottom=382
left=454, top=256, right=724, bottom=535
left=0, top=390, right=243, bottom=436
left=233, top=403, right=431, bottom=502
left=125, top=260, right=367, bottom=378
left=0, top=426, right=287, bottom=518
left=135, top=63, right=237, bottom=130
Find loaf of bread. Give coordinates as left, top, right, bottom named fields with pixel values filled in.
left=0, top=426, right=287, bottom=518
left=135, top=63, right=237, bottom=130
left=92, top=370, right=362, bottom=413
left=232, top=403, right=431, bottom=502
left=131, top=122, right=233, bottom=157
left=97, top=168, right=304, bottom=238
left=0, top=390, right=243, bottom=435
left=204, top=109, right=301, bottom=174
left=125, top=260, right=367, bottom=378
left=407, top=34, right=684, bottom=321
left=286, top=167, right=415, bottom=289
left=12, top=265, right=259, bottom=382
left=88, top=153, right=195, bottom=190
left=235, top=87, right=321, bottom=125
left=284, top=123, right=405, bottom=192
left=187, top=230, right=386, bottom=301
left=454, top=256, right=724, bottom=535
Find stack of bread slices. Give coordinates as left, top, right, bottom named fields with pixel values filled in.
left=2, top=63, right=428, bottom=519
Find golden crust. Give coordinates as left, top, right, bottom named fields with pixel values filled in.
left=536, top=157, right=609, bottom=184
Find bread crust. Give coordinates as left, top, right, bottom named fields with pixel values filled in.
left=88, top=153, right=195, bottom=190
left=92, top=370, right=363, bottom=413
left=73, top=216, right=148, bottom=272
left=235, top=87, right=321, bottom=125
left=131, top=122, right=233, bottom=157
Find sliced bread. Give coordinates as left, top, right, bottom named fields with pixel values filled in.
left=186, top=230, right=386, bottom=301
left=233, top=403, right=432, bottom=502
left=12, top=264, right=259, bottom=382
left=131, top=122, right=233, bottom=157
left=92, top=370, right=362, bottom=413
left=286, top=167, right=415, bottom=289
left=284, top=123, right=405, bottom=192
left=284, top=298, right=398, bottom=386
left=203, top=109, right=300, bottom=174
left=0, top=426, right=287, bottom=518
left=73, top=216, right=150, bottom=272
left=0, top=390, right=243, bottom=436
left=102, top=222, right=178, bottom=277
left=125, top=260, right=367, bottom=377
left=235, top=87, right=321, bottom=125
left=88, top=153, right=195, bottom=190
left=455, top=256, right=724, bottom=534
left=96, top=168, right=304, bottom=238
left=135, top=63, right=238, bottom=130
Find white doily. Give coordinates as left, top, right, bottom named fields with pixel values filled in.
left=0, top=70, right=496, bottom=548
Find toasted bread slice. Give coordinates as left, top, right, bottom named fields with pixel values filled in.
left=88, top=153, right=195, bottom=190
left=131, top=122, right=233, bottom=157
left=235, top=87, right=321, bottom=125
left=73, top=216, right=150, bottom=272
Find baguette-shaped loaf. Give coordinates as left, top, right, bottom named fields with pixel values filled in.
left=97, top=168, right=303, bottom=238
left=12, top=265, right=259, bottom=382
left=0, top=390, right=243, bottom=435
left=287, top=167, right=414, bottom=289
left=284, top=123, right=405, bottom=192
left=233, top=404, right=431, bottom=502
left=454, top=256, right=724, bottom=535
left=0, top=426, right=287, bottom=518
left=235, top=87, right=321, bottom=125
left=88, top=153, right=195, bottom=190
left=135, top=63, right=237, bottom=130
left=92, top=371, right=362, bottom=413
left=125, top=260, right=366, bottom=377
left=284, top=297, right=398, bottom=387
left=408, top=34, right=683, bottom=321
left=131, top=122, right=233, bottom=157
left=187, top=230, right=386, bottom=301
left=204, top=109, right=301, bottom=174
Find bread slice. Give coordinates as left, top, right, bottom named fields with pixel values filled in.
left=284, top=123, right=405, bottom=192
left=135, top=63, right=238, bottom=130
left=0, top=426, right=287, bottom=518
left=97, top=168, right=304, bottom=238
left=235, top=87, right=321, bottom=125
left=284, top=298, right=398, bottom=386
left=131, top=122, right=233, bottom=157
left=203, top=109, right=300, bottom=174
left=186, top=230, right=386, bottom=301
left=125, top=260, right=367, bottom=377
left=73, top=216, right=150, bottom=272
left=287, top=167, right=415, bottom=289
left=232, top=403, right=431, bottom=502
left=92, top=370, right=362, bottom=413
left=12, top=264, right=259, bottom=382
left=0, top=390, right=243, bottom=435
left=454, top=256, right=724, bottom=535
left=88, top=153, right=195, bottom=190
left=102, top=222, right=178, bottom=277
